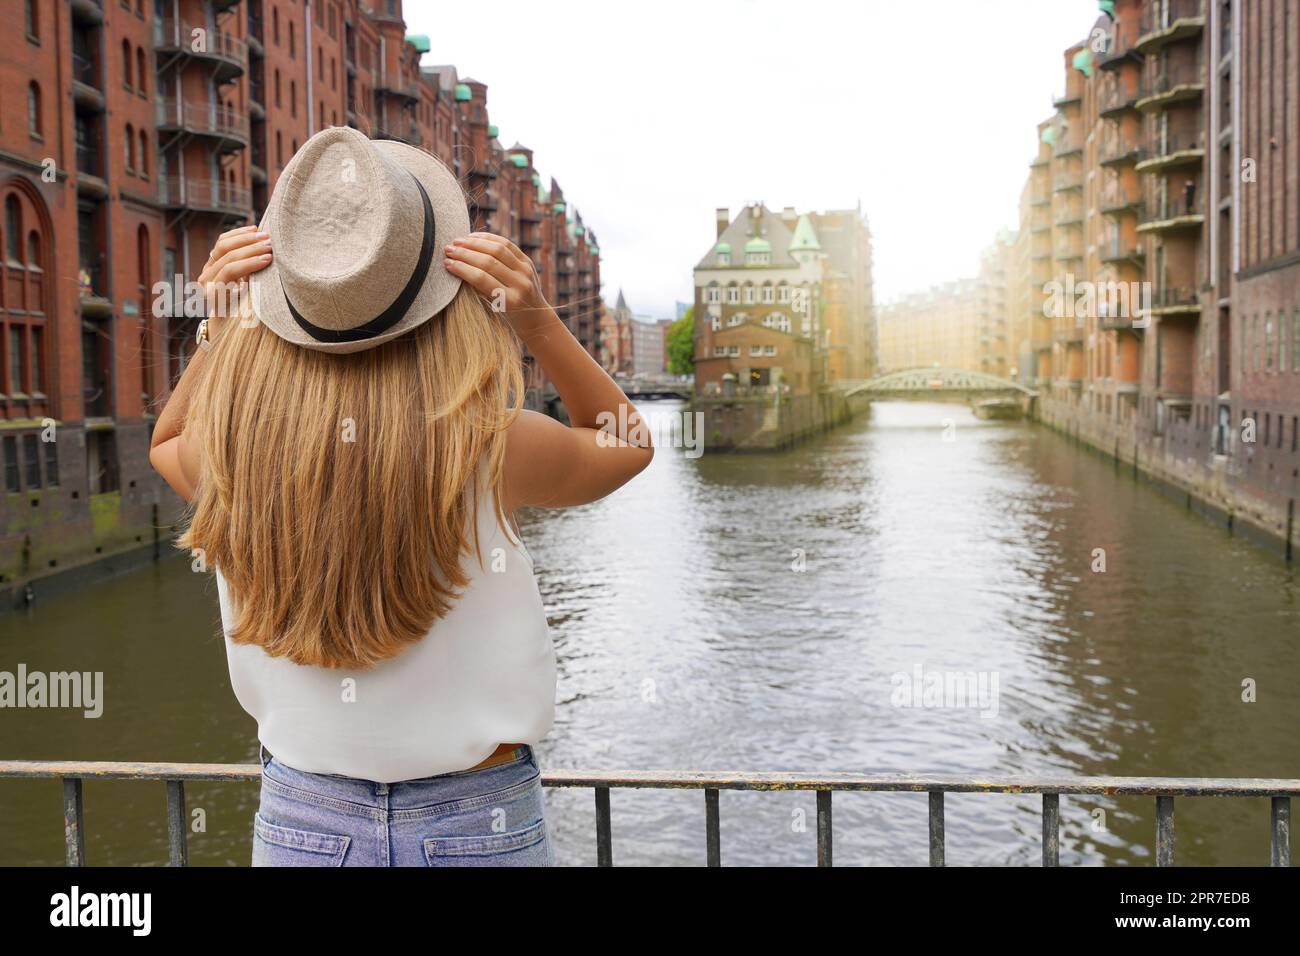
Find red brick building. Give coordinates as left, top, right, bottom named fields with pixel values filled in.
left=0, top=0, right=602, bottom=593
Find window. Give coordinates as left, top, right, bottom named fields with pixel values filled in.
left=706, top=287, right=720, bottom=304
left=289, top=22, right=295, bottom=58
left=276, top=130, right=283, bottom=166
left=727, top=345, right=740, bottom=357
left=1293, top=308, right=1300, bottom=372
left=25, top=0, right=37, bottom=39
left=1265, top=314, right=1274, bottom=372
left=9, top=326, right=23, bottom=393
left=290, top=80, right=297, bottom=117
left=764, top=345, right=777, bottom=356
left=318, top=47, right=324, bottom=81
left=44, top=436, right=57, bottom=486
left=762, top=285, right=774, bottom=304
left=710, top=315, right=720, bottom=332
left=3, top=437, right=18, bottom=493
left=728, top=312, right=747, bottom=327
left=26, top=231, right=40, bottom=270
left=750, top=345, right=763, bottom=356
left=122, top=39, right=132, bottom=90
left=5, top=196, right=21, bottom=262
left=743, top=286, right=754, bottom=304
left=138, top=129, right=148, bottom=176
left=27, top=82, right=41, bottom=137
left=124, top=123, right=134, bottom=172
left=726, top=287, right=739, bottom=305
left=22, top=434, right=39, bottom=488
left=273, top=9, right=280, bottom=46
left=712, top=346, right=726, bottom=357
left=136, top=48, right=146, bottom=96
left=136, top=225, right=150, bottom=289
left=717, top=252, right=729, bottom=266
left=762, top=313, right=791, bottom=333
left=30, top=326, right=42, bottom=393
left=778, top=284, right=790, bottom=303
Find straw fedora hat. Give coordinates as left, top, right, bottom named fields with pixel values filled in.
left=248, top=126, right=471, bottom=354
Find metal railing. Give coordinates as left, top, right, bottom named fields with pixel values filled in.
left=0, top=761, right=1294, bottom=867
left=155, top=19, right=248, bottom=72
left=155, top=98, right=249, bottom=142
left=1140, top=0, right=1206, bottom=37
left=158, top=176, right=251, bottom=215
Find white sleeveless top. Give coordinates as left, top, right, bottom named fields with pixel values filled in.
left=216, top=492, right=555, bottom=783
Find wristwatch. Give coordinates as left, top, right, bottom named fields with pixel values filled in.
left=196, top=318, right=213, bottom=352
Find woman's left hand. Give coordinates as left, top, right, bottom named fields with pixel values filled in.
left=443, top=233, right=556, bottom=337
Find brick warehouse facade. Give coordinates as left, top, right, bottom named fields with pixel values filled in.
left=0, top=0, right=604, bottom=596
left=1031, top=0, right=1300, bottom=557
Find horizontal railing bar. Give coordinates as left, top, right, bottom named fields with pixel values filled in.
left=4, top=762, right=1300, bottom=797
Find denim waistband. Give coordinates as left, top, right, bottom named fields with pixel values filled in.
left=258, top=744, right=537, bottom=812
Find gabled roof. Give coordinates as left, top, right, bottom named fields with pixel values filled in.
left=695, top=204, right=798, bottom=270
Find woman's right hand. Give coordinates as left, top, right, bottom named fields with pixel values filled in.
left=198, top=224, right=273, bottom=323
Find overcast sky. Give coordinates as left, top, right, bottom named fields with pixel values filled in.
left=407, top=0, right=1101, bottom=318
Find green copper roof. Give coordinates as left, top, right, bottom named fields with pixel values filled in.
left=509, top=153, right=528, bottom=167
left=575, top=225, right=585, bottom=236
left=488, top=124, right=499, bottom=138
left=553, top=201, right=566, bottom=214
left=715, top=241, right=731, bottom=254
left=744, top=236, right=771, bottom=254
left=1098, top=0, right=1115, bottom=17
left=1041, top=125, right=1057, bottom=145
left=590, top=246, right=599, bottom=256
left=454, top=83, right=472, bottom=102
left=406, top=34, right=431, bottom=53
left=531, top=173, right=540, bottom=186
left=789, top=214, right=821, bottom=252
left=1072, top=48, right=1093, bottom=78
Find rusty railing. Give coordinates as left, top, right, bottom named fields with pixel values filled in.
left=0, top=761, right=1296, bottom=867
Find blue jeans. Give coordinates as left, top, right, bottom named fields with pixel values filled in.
left=253, top=746, right=555, bottom=867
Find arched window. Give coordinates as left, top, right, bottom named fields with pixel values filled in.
left=290, top=80, right=297, bottom=117
left=276, top=130, right=283, bottom=166
left=137, top=225, right=150, bottom=290
left=26, top=231, right=41, bottom=269
left=138, top=129, right=148, bottom=177
left=289, top=22, right=295, bottom=58
left=5, top=196, right=21, bottom=262
left=124, top=123, right=135, bottom=172
left=27, top=83, right=41, bottom=137
left=24, top=0, right=37, bottom=39
left=273, top=8, right=280, bottom=45
left=136, top=48, right=147, bottom=97
left=122, top=39, right=133, bottom=90
left=275, top=69, right=281, bottom=108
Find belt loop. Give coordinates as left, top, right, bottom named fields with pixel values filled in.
left=376, top=781, right=389, bottom=796
left=258, top=744, right=271, bottom=769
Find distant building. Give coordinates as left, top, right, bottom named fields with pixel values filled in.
left=631, top=319, right=665, bottom=377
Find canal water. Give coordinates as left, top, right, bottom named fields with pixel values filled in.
left=2, top=401, right=1297, bottom=866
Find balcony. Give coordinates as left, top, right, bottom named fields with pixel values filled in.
left=376, top=76, right=421, bottom=103
left=1137, top=195, right=1205, bottom=234
left=1052, top=169, right=1082, bottom=192
left=78, top=262, right=112, bottom=319
left=1052, top=202, right=1083, bottom=227
left=1135, top=0, right=1205, bottom=55
left=158, top=176, right=251, bottom=218
left=74, top=138, right=107, bottom=199
left=154, top=19, right=247, bottom=82
left=1135, top=134, right=1204, bottom=173
left=1099, top=183, right=1143, bottom=216
left=1099, top=237, right=1145, bottom=266
left=1054, top=236, right=1083, bottom=261
left=1098, top=132, right=1144, bottom=167
left=1098, top=79, right=1139, bottom=117
left=1052, top=89, right=1081, bottom=109
left=1097, top=19, right=1142, bottom=70
left=1136, top=67, right=1204, bottom=112
left=1149, top=285, right=1201, bottom=316
left=71, top=54, right=105, bottom=112
left=156, top=98, right=249, bottom=151
left=1053, top=134, right=1082, bottom=158
left=70, top=0, right=103, bottom=26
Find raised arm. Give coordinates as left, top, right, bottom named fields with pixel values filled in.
left=444, top=233, right=654, bottom=511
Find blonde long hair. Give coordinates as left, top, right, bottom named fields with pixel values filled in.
left=179, top=285, right=524, bottom=669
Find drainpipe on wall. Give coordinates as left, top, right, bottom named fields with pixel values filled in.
left=305, top=1, right=315, bottom=136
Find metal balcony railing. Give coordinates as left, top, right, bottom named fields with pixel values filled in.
left=1151, top=286, right=1201, bottom=310
left=155, top=19, right=248, bottom=75
left=0, top=761, right=1294, bottom=867
left=158, top=176, right=251, bottom=215
left=72, top=52, right=100, bottom=88
left=1140, top=0, right=1206, bottom=38
left=1099, top=182, right=1143, bottom=214
left=155, top=98, right=249, bottom=144
left=75, top=141, right=102, bottom=178
left=1140, top=194, right=1205, bottom=228
left=1099, top=133, right=1144, bottom=166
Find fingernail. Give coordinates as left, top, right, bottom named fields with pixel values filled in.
left=261, top=254, right=272, bottom=261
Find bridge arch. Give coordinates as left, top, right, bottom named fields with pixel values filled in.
left=843, top=367, right=1038, bottom=399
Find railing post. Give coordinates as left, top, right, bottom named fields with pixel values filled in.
left=816, top=790, right=833, bottom=867
left=165, top=780, right=189, bottom=867
left=62, top=778, right=85, bottom=867
left=1042, top=793, right=1060, bottom=867
left=704, top=789, right=720, bottom=867
left=928, top=791, right=945, bottom=867
left=1271, top=797, right=1291, bottom=867
left=594, top=787, right=612, bottom=867
left=1155, top=795, right=1175, bottom=866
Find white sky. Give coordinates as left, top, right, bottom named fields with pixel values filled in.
left=406, top=0, right=1102, bottom=317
